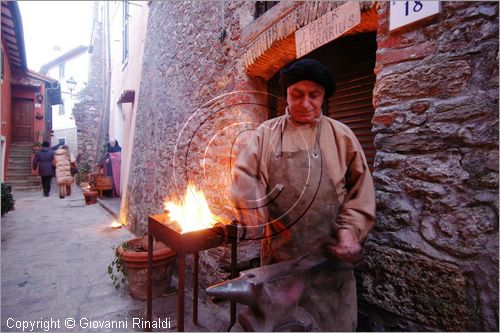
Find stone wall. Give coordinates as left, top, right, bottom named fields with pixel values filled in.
left=124, top=1, right=498, bottom=330
left=123, top=1, right=267, bottom=287
left=360, top=2, right=498, bottom=331
left=73, top=2, right=106, bottom=168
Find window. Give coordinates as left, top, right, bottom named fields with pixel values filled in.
left=58, top=63, right=65, bottom=79
left=122, top=1, right=129, bottom=66
left=255, top=1, right=279, bottom=19
left=59, top=100, right=65, bottom=115
left=1, top=48, right=4, bottom=80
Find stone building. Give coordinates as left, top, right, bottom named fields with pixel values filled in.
left=73, top=2, right=107, bottom=169
left=114, top=1, right=497, bottom=331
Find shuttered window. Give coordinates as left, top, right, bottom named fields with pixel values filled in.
left=328, top=69, right=376, bottom=171
left=267, top=33, right=377, bottom=171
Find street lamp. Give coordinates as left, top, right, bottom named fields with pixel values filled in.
left=66, top=76, right=77, bottom=97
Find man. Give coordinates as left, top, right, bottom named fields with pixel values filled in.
left=33, top=141, right=55, bottom=197
left=231, top=59, right=376, bottom=331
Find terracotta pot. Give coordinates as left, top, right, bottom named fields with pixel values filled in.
left=83, top=190, right=98, bottom=205
left=117, top=237, right=176, bottom=300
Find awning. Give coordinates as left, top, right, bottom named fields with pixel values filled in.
left=117, top=89, right=135, bottom=104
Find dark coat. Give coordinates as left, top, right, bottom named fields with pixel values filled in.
left=33, top=147, right=55, bottom=177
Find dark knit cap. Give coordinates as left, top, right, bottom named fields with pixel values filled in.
left=279, top=59, right=336, bottom=98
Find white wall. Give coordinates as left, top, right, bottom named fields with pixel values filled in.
left=103, top=1, right=149, bottom=201
left=47, top=51, right=90, bottom=131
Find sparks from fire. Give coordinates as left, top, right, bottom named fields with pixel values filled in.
left=164, top=183, right=225, bottom=233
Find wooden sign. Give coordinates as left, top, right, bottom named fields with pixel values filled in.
left=295, top=1, right=361, bottom=58
left=390, top=1, right=440, bottom=31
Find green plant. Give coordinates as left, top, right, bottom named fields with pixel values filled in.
left=1, top=183, right=15, bottom=216
left=75, top=160, right=92, bottom=185
left=108, top=241, right=128, bottom=289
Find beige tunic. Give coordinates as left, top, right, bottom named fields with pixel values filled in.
left=231, top=114, right=375, bottom=242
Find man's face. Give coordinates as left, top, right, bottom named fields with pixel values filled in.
left=109, top=140, right=116, bottom=147
left=286, top=80, right=325, bottom=124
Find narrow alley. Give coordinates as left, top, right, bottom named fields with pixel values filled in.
left=1, top=186, right=232, bottom=332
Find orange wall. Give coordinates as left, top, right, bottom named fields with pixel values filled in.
left=1, top=39, right=13, bottom=179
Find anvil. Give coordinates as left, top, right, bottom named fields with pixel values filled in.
left=206, top=253, right=356, bottom=332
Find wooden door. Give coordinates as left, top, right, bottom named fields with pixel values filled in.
left=12, top=99, right=33, bottom=142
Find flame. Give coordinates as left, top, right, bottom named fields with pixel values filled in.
left=110, top=220, right=122, bottom=229
left=164, top=183, right=224, bottom=233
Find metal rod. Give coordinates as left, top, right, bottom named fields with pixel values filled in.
left=178, top=256, right=185, bottom=332
left=230, top=228, right=238, bottom=329
left=146, top=233, right=153, bottom=332
left=193, top=252, right=199, bottom=325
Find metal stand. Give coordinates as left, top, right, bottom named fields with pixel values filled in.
left=146, top=215, right=238, bottom=332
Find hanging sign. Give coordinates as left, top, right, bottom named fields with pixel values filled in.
left=295, top=1, right=361, bottom=58
left=390, top=1, right=440, bottom=31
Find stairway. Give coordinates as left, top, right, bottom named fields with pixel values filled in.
left=5, top=142, right=41, bottom=191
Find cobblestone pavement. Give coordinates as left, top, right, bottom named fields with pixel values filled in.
left=1, top=186, right=232, bottom=332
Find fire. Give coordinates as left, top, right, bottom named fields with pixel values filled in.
left=110, top=220, right=122, bottom=229
left=164, top=183, right=224, bottom=233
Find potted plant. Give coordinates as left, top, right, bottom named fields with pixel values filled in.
left=31, top=141, right=42, bottom=152
left=83, top=190, right=98, bottom=205
left=108, top=236, right=176, bottom=300
left=32, top=131, right=44, bottom=152
left=1, top=184, right=15, bottom=217
left=76, top=161, right=92, bottom=186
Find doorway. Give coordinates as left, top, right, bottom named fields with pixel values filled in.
left=268, top=32, right=377, bottom=170
left=12, top=99, right=34, bottom=142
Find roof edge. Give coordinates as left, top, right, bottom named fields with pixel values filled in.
left=39, top=45, right=89, bottom=74
left=9, top=1, right=28, bottom=69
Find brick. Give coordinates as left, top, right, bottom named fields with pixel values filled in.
left=376, top=41, right=437, bottom=66
left=372, top=112, right=397, bottom=126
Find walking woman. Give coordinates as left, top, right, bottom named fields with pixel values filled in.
left=32, top=141, right=55, bottom=197
left=53, top=145, right=74, bottom=198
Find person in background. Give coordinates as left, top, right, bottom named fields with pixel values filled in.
left=99, top=139, right=122, bottom=197
left=32, top=141, right=55, bottom=197
left=53, top=145, right=74, bottom=199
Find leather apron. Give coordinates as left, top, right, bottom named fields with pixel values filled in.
left=261, top=117, right=358, bottom=331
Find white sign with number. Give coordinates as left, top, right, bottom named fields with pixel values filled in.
left=390, top=1, right=440, bottom=31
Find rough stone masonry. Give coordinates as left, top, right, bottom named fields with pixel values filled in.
left=362, top=2, right=498, bottom=331
left=121, top=1, right=498, bottom=331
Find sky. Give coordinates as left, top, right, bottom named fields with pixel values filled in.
left=18, top=1, right=94, bottom=71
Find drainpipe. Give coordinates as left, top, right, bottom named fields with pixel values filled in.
left=44, top=82, right=60, bottom=143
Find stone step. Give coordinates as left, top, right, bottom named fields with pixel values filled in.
left=7, top=165, right=32, bottom=172
left=9, top=152, right=33, bottom=158
left=6, top=174, right=39, bottom=181
left=9, top=163, right=32, bottom=169
left=10, top=185, right=41, bottom=191
left=8, top=157, right=31, bottom=162
left=9, top=156, right=32, bottom=161
left=10, top=142, right=34, bottom=147
left=6, top=171, right=33, bottom=176
left=7, top=164, right=31, bottom=171
left=9, top=148, right=34, bottom=153
left=5, top=179, right=41, bottom=187
left=7, top=170, right=32, bottom=175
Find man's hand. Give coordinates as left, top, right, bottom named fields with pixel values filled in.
left=327, top=228, right=363, bottom=263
